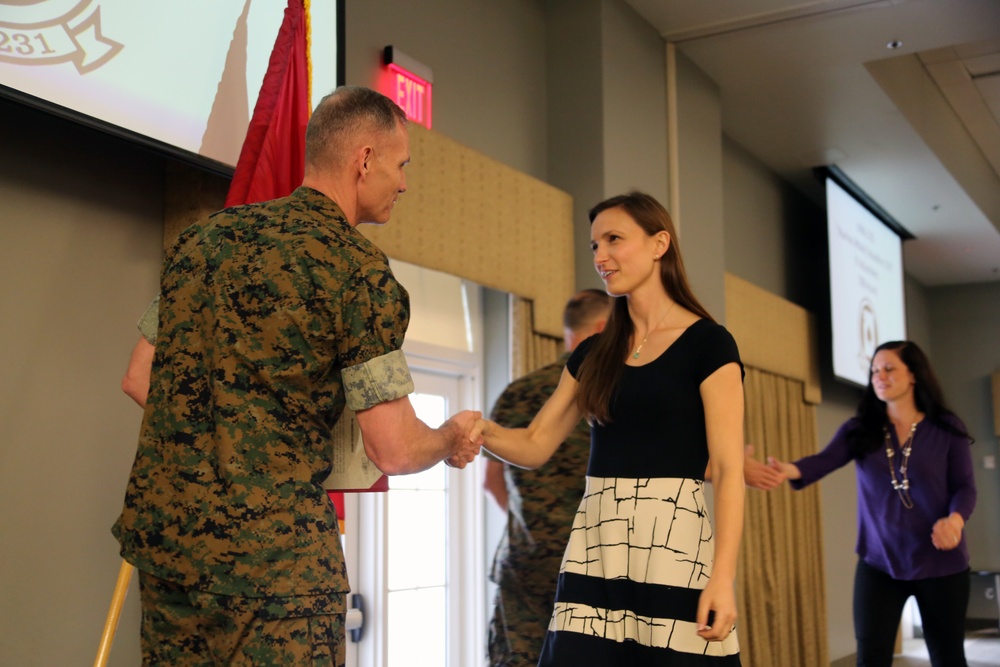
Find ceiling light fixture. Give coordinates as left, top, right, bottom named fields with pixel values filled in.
left=887, top=39, right=903, bottom=49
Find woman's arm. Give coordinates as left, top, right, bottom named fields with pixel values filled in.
left=768, top=421, right=856, bottom=490
left=704, top=444, right=786, bottom=490
left=932, top=427, right=977, bottom=550
left=477, top=368, right=584, bottom=470
left=945, top=426, right=977, bottom=521
left=696, top=362, right=745, bottom=642
left=766, top=457, right=803, bottom=482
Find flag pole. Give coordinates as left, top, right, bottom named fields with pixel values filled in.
left=93, top=560, right=134, bottom=667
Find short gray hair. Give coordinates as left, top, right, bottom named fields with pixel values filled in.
left=305, top=86, right=407, bottom=169
left=563, top=289, right=613, bottom=333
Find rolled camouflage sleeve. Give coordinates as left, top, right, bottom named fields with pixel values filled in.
left=137, top=294, right=160, bottom=344
left=337, top=260, right=411, bottom=409
left=342, top=349, right=414, bottom=410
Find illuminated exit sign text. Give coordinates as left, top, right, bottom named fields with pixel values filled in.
left=388, top=63, right=432, bottom=129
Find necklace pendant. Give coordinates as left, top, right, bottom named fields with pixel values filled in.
left=884, top=422, right=917, bottom=509
left=632, top=351, right=640, bottom=359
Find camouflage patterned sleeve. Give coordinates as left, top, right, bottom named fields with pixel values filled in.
left=489, top=358, right=566, bottom=434
left=342, top=349, right=414, bottom=410
left=489, top=378, right=537, bottom=430
left=137, top=294, right=160, bottom=344
left=338, top=260, right=412, bottom=409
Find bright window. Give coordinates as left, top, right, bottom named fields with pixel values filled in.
left=386, top=391, right=449, bottom=667
left=342, top=263, right=486, bottom=667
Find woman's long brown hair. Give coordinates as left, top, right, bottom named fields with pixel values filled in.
left=847, top=340, right=972, bottom=457
left=576, top=192, right=714, bottom=424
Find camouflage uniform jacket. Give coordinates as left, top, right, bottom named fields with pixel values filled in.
left=489, top=354, right=590, bottom=592
left=113, top=187, right=412, bottom=600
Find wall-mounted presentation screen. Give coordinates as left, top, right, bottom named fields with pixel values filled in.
left=826, top=175, right=907, bottom=387
left=0, top=1, right=340, bottom=170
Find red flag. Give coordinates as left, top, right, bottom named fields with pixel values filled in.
left=223, top=2, right=388, bottom=526
left=225, top=0, right=310, bottom=207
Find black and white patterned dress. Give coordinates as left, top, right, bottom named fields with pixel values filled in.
left=538, top=319, right=743, bottom=666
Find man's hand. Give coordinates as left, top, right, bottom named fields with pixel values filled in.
left=443, top=410, right=482, bottom=469
left=743, top=445, right=785, bottom=490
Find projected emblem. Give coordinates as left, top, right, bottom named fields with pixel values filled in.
left=0, top=0, right=122, bottom=74
left=858, top=298, right=878, bottom=373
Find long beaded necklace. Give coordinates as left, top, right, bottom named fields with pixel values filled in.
left=884, top=421, right=917, bottom=509
left=631, top=301, right=677, bottom=359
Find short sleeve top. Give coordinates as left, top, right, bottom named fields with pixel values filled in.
left=567, top=319, right=742, bottom=479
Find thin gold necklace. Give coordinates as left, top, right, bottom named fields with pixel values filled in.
left=884, top=421, right=917, bottom=509
left=631, top=301, right=677, bottom=359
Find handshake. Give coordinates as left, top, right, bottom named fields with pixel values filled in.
left=442, top=410, right=489, bottom=469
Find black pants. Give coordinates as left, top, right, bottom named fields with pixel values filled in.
left=853, top=559, right=969, bottom=667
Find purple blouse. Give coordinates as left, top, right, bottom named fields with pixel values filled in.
left=791, top=416, right=976, bottom=580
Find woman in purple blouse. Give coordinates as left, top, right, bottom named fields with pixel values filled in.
left=768, top=340, right=976, bottom=667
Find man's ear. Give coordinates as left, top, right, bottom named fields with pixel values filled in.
left=357, top=146, right=374, bottom=179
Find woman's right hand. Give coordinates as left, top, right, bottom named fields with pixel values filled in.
left=766, top=457, right=802, bottom=482
left=469, top=417, right=491, bottom=444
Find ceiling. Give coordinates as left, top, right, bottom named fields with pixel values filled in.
left=623, top=0, right=1000, bottom=286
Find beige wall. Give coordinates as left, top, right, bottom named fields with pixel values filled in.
left=540, top=0, right=671, bottom=292
left=345, top=0, right=549, bottom=182
left=905, top=274, right=934, bottom=353
left=720, top=126, right=860, bottom=661
left=599, top=0, right=669, bottom=206
left=0, top=99, right=160, bottom=665
left=722, top=138, right=792, bottom=297
left=928, top=282, right=1000, bottom=571
left=720, top=109, right=1000, bottom=659
left=3, top=1, right=998, bottom=665
left=673, top=52, right=726, bottom=321
left=1, top=3, right=558, bottom=665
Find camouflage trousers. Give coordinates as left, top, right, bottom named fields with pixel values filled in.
left=139, top=571, right=345, bottom=667
left=487, top=581, right=554, bottom=667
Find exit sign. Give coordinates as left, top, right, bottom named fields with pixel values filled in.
left=382, top=46, right=434, bottom=130
left=389, top=64, right=432, bottom=129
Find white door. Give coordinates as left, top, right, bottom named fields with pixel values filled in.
left=343, top=355, right=485, bottom=667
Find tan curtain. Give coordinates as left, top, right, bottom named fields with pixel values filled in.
left=737, top=367, right=828, bottom=667
left=510, top=296, right=562, bottom=379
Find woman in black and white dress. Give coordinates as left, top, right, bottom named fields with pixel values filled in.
left=475, top=191, right=745, bottom=666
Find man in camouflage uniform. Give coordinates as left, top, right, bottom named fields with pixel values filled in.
left=114, top=86, right=481, bottom=667
left=484, top=289, right=612, bottom=667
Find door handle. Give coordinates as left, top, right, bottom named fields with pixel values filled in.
left=346, top=592, right=365, bottom=642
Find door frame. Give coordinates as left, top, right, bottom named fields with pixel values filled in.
left=343, top=339, right=486, bottom=667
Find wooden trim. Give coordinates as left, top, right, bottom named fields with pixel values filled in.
left=360, top=124, right=575, bottom=338
left=162, top=125, right=576, bottom=339
left=725, top=273, right=822, bottom=404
